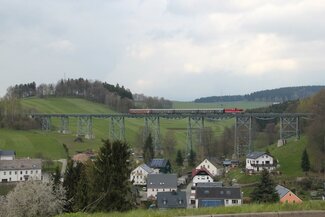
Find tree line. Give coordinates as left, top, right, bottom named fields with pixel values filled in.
left=133, top=93, right=173, bottom=109
left=194, top=86, right=325, bottom=103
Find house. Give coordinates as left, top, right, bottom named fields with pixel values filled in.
left=276, top=185, right=302, bottom=204
left=0, top=159, right=42, bottom=182
left=0, top=150, right=16, bottom=160
left=246, top=152, right=275, bottom=172
left=192, top=168, right=214, bottom=186
left=195, top=186, right=242, bottom=208
left=190, top=182, right=223, bottom=205
left=157, top=191, right=187, bottom=209
left=196, top=158, right=220, bottom=177
left=222, top=159, right=239, bottom=168
left=149, top=159, right=171, bottom=173
left=147, top=173, right=177, bottom=199
left=130, top=163, right=158, bottom=186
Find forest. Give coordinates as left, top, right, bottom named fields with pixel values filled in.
left=194, top=86, right=325, bottom=103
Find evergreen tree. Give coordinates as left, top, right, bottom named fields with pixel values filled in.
left=250, top=169, right=279, bottom=203
left=143, top=134, right=154, bottom=164
left=188, top=149, right=196, bottom=167
left=176, top=150, right=184, bottom=166
left=74, top=164, right=90, bottom=211
left=91, top=139, right=133, bottom=212
left=301, top=148, right=311, bottom=172
left=63, top=160, right=83, bottom=212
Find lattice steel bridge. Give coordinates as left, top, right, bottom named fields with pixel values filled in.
left=31, top=112, right=311, bottom=159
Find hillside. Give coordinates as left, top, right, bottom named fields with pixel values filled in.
left=1, top=97, right=243, bottom=159
left=195, top=86, right=325, bottom=103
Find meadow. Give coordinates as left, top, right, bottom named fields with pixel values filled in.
left=0, top=97, right=270, bottom=160
left=57, top=201, right=325, bottom=217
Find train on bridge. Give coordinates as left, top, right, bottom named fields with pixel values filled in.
left=128, top=108, right=244, bottom=114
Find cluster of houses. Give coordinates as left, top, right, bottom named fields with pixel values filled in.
left=0, top=147, right=302, bottom=207
left=0, top=150, right=42, bottom=183
left=130, top=157, right=242, bottom=209
left=130, top=151, right=302, bottom=209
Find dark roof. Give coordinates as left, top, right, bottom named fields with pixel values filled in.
left=147, top=174, right=177, bottom=189
left=139, top=163, right=156, bottom=174
left=192, top=168, right=213, bottom=178
left=149, top=159, right=169, bottom=168
left=276, top=185, right=290, bottom=198
left=0, top=159, right=42, bottom=170
left=196, top=187, right=241, bottom=200
left=0, top=150, right=16, bottom=157
left=157, top=191, right=187, bottom=209
left=246, top=152, right=268, bottom=159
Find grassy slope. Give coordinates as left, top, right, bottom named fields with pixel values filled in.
left=3, top=98, right=262, bottom=159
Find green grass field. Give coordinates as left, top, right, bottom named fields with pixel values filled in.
left=0, top=98, right=272, bottom=160
left=57, top=201, right=325, bottom=217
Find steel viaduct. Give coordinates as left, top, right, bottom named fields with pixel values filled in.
left=30, top=112, right=311, bottom=158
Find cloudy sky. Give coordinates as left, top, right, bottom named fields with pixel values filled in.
left=0, top=0, right=325, bottom=100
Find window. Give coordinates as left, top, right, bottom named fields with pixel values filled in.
left=20, top=177, right=22, bottom=181
left=9, top=178, right=11, bottom=181
left=36, top=170, right=38, bottom=174
left=163, top=199, right=167, bottom=205
left=178, top=199, right=183, bottom=204
left=4, top=172, right=6, bottom=175
left=232, top=200, right=238, bottom=204
left=15, top=171, right=17, bottom=175
left=31, top=170, right=33, bottom=174
left=25, top=171, right=28, bottom=174
left=9, top=171, right=11, bottom=175
left=20, top=171, right=22, bottom=174
left=225, top=199, right=229, bottom=204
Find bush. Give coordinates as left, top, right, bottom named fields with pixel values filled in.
left=3, top=180, right=66, bottom=217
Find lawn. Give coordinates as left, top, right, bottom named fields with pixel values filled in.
left=57, top=201, right=325, bottom=217
left=268, top=137, right=306, bottom=178
left=0, top=97, right=240, bottom=160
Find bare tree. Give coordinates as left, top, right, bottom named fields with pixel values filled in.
left=4, top=180, right=66, bottom=217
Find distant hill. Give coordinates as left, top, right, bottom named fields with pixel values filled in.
left=194, top=86, right=325, bottom=103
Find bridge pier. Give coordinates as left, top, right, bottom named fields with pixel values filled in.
left=59, top=116, right=70, bottom=134
left=234, top=115, right=252, bottom=159
left=41, top=116, right=51, bottom=131
left=109, top=116, right=125, bottom=141
left=144, top=116, right=161, bottom=152
left=77, top=116, right=93, bottom=139
left=187, top=116, right=204, bottom=155
left=279, top=116, right=299, bottom=141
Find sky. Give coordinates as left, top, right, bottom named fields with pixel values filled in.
left=0, top=0, right=325, bottom=101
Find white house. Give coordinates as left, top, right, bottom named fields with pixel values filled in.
left=192, top=168, right=214, bottom=186
left=0, top=159, right=42, bottom=182
left=246, top=152, right=275, bottom=172
left=130, top=163, right=158, bottom=186
left=0, top=150, right=16, bottom=160
left=196, top=158, right=220, bottom=177
left=147, top=174, right=177, bottom=199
